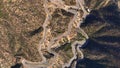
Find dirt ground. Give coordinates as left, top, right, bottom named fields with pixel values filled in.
left=0, top=0, right=120, bottom=68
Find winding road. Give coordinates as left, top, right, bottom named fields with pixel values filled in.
left=21, top=0, right=89, bottom=68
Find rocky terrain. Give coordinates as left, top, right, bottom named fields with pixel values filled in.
left=79, top=2, right=120, bottom=68
left=0, top=0, right=120, bottom=68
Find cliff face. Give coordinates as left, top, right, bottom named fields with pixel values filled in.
left=0, top=0, right=119, bottom=68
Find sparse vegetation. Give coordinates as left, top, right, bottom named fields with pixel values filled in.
left=0, top=0, right=119, bottom=68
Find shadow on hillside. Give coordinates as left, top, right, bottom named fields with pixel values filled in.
left=94, top=36, right=120, bottom=43
left=81, top=3, right=120, bottom=27
left=76, top=58, right=106, bottom=68
left=76, top=37, right=120, bottom=68
left=79, top=3, right=120, bottom=68
left=11, top=63, right=22, bottom=68
left=85, top=38, right=120, bottom=59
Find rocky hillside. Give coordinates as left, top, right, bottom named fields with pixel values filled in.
left=0, top=0, right=119, bottom=68
left=79, top=3, right=120, bottom=68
